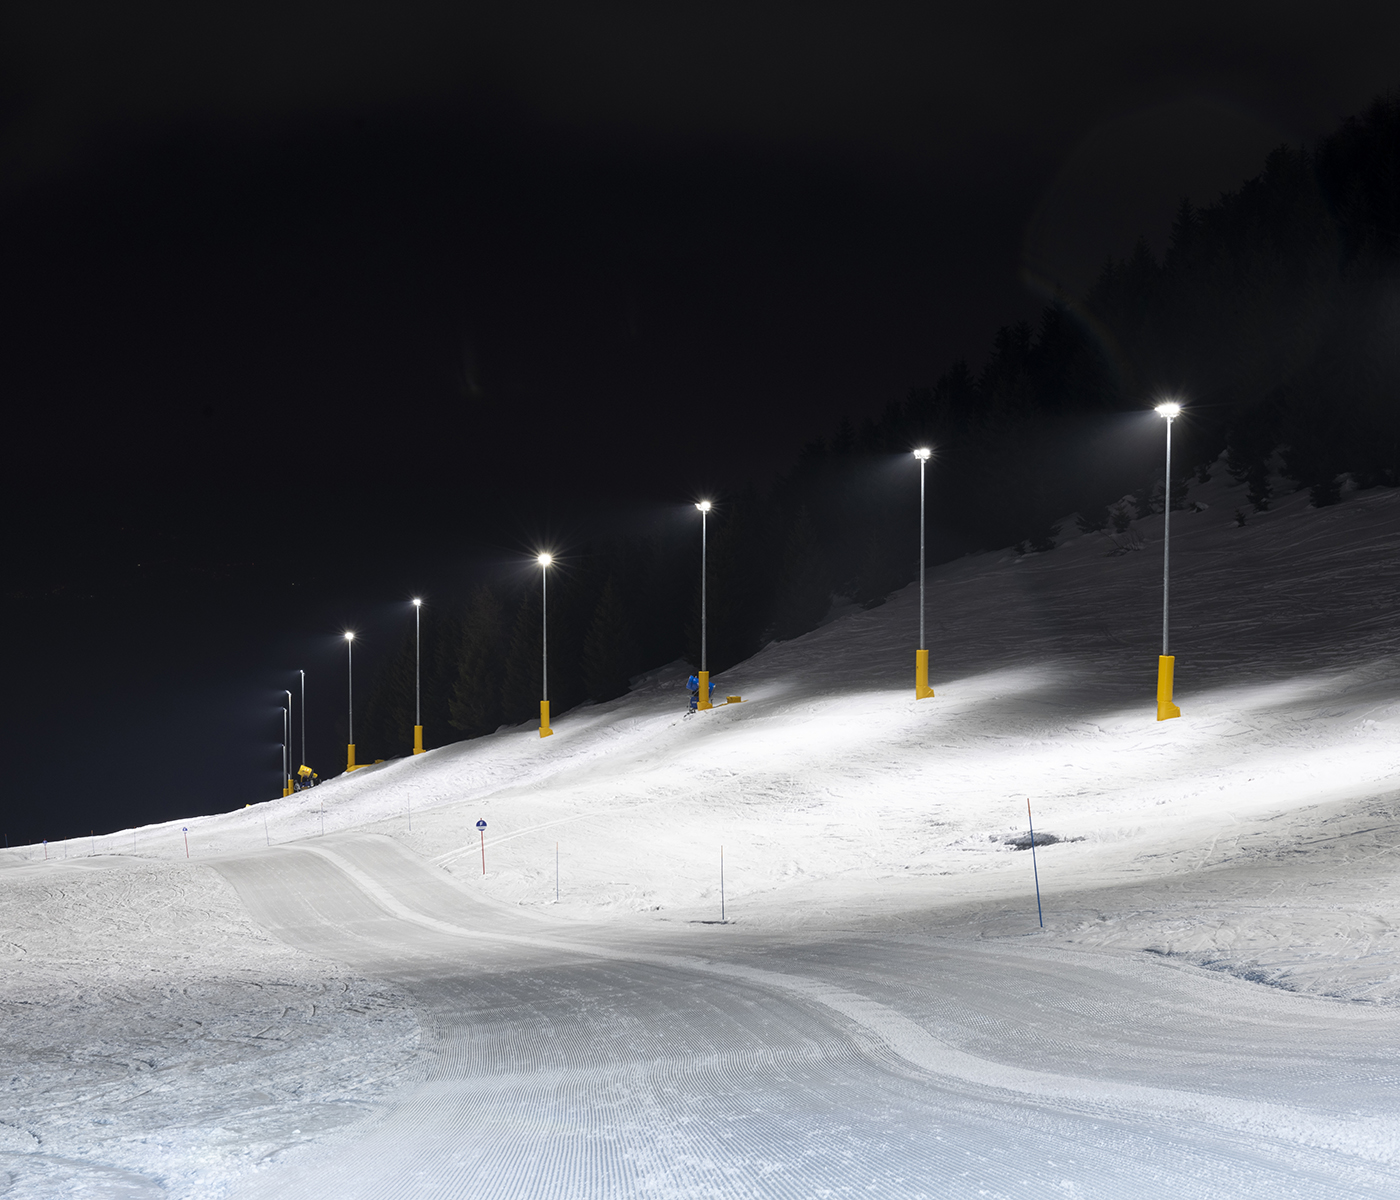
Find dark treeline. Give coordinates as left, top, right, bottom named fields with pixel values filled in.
left=1088, top=93, right=1400, bottom=511
left=357, top=93, right=1400, bottom=760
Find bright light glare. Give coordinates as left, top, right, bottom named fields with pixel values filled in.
left=412, top=598, right=422, bottom=607
left=1155, top=401, right=1182, bottom=419
left=344, top=631, right=355, bottom=641
left=537, top=553, right=553, bottom=566
left=913, top=447, right=931, bottom=461
left=696, top=500, right=712, bottom=512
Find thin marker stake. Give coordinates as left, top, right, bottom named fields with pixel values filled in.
left=720, top=845, right=725, bottom=922
left=480, top=828, right=486, bottom=875
left=183, top=827, right=190, bottom=859
left=1027, top=799, right=1043, bottom=928
left=264, top=814, right=270, bottom=847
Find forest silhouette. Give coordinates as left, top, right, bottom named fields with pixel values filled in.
left=354, top=93, right=1400, bottom=760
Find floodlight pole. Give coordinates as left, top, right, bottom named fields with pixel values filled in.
left=696, top=501, right=712, bottom=710
left=701, top=506, right=708, bottom=674
left=298, top=669, right=305, bottom=778
left=538, top=556, right=553, bottom=737
left=284, top=691, right=293, bottom=795
left=345, top=632, right=357, bottom=771
left=1162, top=417, right=1172, bottom=657
left=913, top=449, right=934, bottom=699
left=412, top=599, right=424, bottom=754
left=1155, top=405, right=1182, bottom=721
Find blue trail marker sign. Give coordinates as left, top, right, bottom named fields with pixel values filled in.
left=477, top=819, right=487, bottom=874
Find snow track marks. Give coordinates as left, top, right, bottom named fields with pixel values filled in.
left=219, top=835, right=1400, bottom=1199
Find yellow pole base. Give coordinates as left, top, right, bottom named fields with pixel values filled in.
left=1156, top=655, right=1181, bottom=721
left=347, top=743, right=356, bottom=772
left=413, top=725, right=424, bottom=754
left=915, top=649, right=935, bottom=699
left=697, top=670, right=712, bottom=710
left=540, top=700, right=553, bottom=738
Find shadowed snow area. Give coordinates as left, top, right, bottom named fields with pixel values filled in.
left=4, top=467, right=1400, bottom=1197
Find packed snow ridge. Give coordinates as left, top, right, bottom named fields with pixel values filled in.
left=4, top=462, right=1399, bottom=1198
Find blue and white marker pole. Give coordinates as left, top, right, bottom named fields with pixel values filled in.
left=1026, top=799, right=1043, bottom=928
left=477, top=818, right=487, bottom=874
left=182, top=827, right=190, bottom=859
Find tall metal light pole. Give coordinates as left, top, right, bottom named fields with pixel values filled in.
left=344, top=631, right=357, bottom=771
left=1154, top=402, right=1182, bottom=721
left=537, top=555, right=554, bottom=737
left=284, top=691, right=293, bottom=795
left=298, top=669, right=306, bottom=778
left=695, top=500, right=713, bottom=710
left=913, top=449, right=935, bottom=699
left=412, top=599, right=425, bottom=754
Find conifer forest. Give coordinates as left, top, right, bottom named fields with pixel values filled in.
left=354, top=93, right=1400, bottom=760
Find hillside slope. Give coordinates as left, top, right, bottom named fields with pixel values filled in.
left=4, top=464, right=1399, bottom=1199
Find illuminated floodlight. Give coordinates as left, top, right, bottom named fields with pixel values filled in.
left=537, top=553, right=553, bottom=566
left=1155, top=401, right=1181, bottom=419
left=913, top=447, right=931, bottom=461
left=412, top=598, right=422, bottom=607
left=344, top=631, right=355, bottom=641
left=696, top=500, right=712, bottom=513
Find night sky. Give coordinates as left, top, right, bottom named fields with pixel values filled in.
left=3, top=2, right=1397, bottom=843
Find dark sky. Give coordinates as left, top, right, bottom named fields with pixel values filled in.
left=3, top=1, right=1398, bottom=844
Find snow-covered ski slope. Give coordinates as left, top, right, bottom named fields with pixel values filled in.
left=4, top=462, right=1400, bottom=1198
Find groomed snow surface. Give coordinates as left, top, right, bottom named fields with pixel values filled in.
left=4, top=463, right=1400, bottom=1198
